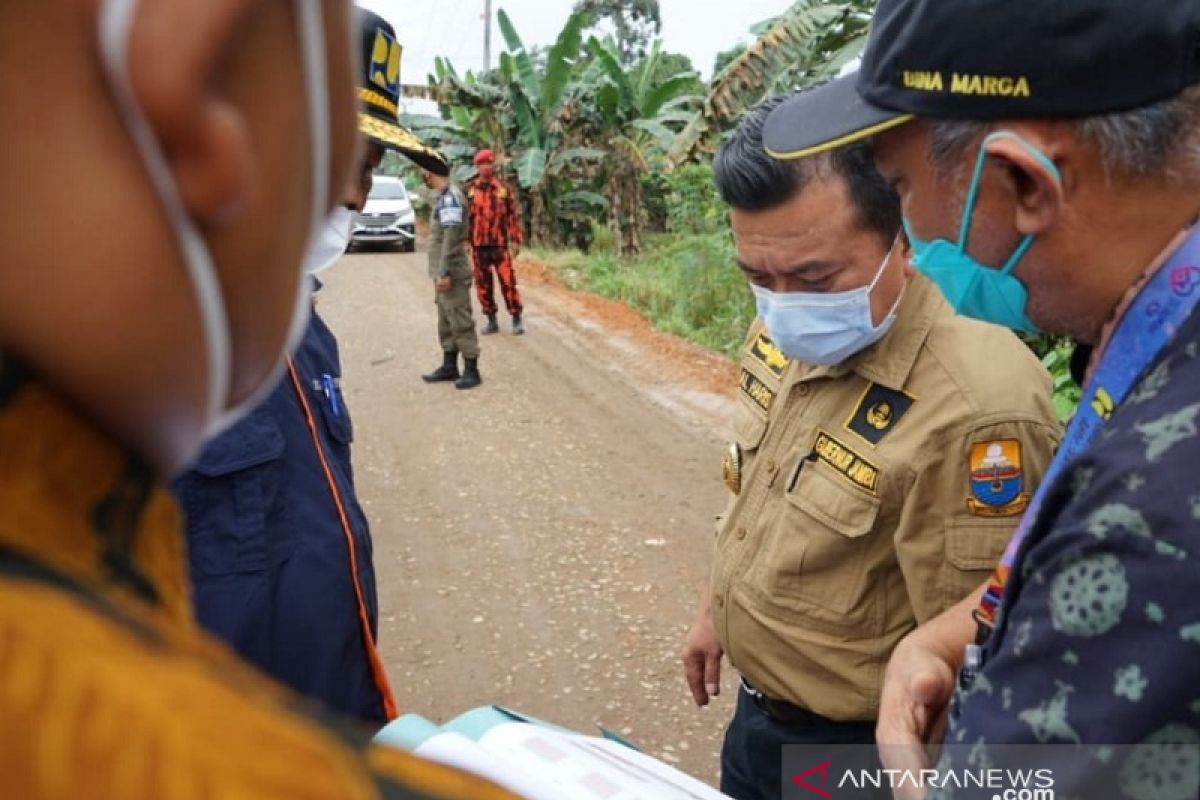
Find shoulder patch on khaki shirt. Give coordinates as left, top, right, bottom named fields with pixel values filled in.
left=844, top=383, right=915, bottom=446
left=812, top=429, right=880, bottom=494
left=748, top=332, right=789, bottom=378
left=966, top=439, right=1030, bottom=517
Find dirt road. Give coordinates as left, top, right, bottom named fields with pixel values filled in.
left=318, top=249, right=739, bottom=785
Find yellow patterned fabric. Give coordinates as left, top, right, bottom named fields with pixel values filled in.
left=358, top=113, right=449, bottom=176
left=359, top=87, right=400, bottom=117
left=0, top=368, right=519, bottom=800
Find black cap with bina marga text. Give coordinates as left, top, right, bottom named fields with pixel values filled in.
left=763, top=0, right=1200, bottom=161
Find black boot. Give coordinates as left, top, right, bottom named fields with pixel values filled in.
left=511, top=313, right=525, bottom=335
left=481, top=313, right=499, bottom=335
left=422, top=350, right=459, bottom=383
left=454, top=357, right=482, bottom=390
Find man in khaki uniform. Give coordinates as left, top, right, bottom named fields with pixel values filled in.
left=421, top=167, right=481, bottom=390
left=680, top=94, right=1061, bottom=800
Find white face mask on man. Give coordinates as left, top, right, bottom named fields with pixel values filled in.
left=97, top=0, right=337, bottom=437
left=750, top=238, right=904, bottom=366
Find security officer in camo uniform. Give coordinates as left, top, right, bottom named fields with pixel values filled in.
left=420, top=166, right=481, bottom=390
left=680, top=95, right=1062, bottom=800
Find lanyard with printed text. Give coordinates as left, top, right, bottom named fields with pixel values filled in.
left=975, top=225, right=1200, bottom=638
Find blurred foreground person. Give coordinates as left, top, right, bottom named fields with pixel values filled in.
left=0, top=0, right=513, bottom=796
left=171, top=7, right=450, bottom=725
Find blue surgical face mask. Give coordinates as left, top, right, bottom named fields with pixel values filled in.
left=751, top=238, right=903, bottom=366
left=904, top=131, right=1062, bottom=334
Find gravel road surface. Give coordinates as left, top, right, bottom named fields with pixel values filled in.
left=318, top=248, right=740, bottom=785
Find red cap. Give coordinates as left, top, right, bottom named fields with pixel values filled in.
left=473, top=149, right=495, bottom=165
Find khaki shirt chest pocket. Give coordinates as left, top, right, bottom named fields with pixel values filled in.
left=734, top=400, right=768, bottom=452
left=754, top=457, right=882, bottom=624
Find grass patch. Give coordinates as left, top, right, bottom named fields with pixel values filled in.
left=531, top=234, right=1084, bottom=420
left=529, top=232, right=754, bottom=360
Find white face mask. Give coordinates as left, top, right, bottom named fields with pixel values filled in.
left=305, top=206, right=354, bottom=275
left=750, top=238, right=904, bottom=367
left=97, top=0, right=333, bottom=438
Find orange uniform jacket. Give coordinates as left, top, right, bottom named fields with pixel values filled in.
left=466, top=178, right=523, bottom=248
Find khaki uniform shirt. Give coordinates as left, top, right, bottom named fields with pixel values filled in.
left=428, top=184, right=470, bottom=280
left=711, top=274, right=1061, bottom=721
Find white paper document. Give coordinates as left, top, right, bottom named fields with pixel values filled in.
left=413, top=721, right=731, bottom=800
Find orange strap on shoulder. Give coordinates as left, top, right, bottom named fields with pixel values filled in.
left=287, top=360, right=399, bottom=720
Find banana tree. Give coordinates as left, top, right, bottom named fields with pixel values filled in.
left=583, top=36, right=702, bottom=257
left=395, top=114, right=479, bottom=180
left=427, top=12, right=592, bottom=245
left=493, top=8, right=592, bottom=246
left=665, top=0, right=873, bottom=169
left=427, top=57, right=512, bottom=161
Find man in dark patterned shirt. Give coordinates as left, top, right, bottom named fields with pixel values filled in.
left=467, top=149, right=525, bottom=335
left=761, top=0, right=1200, bottom=796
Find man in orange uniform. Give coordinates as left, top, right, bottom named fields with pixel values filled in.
left=0, top=0, right=516, bottom=796
left=467, top=149, right=526, bottom=335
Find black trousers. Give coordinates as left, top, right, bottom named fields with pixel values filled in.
left=720, top=683, right=884, bottom=800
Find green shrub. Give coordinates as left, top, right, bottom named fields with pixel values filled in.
left=664, top=164, right=729, bottom=235
left=641, top=172, right=671, bottom=233
left=1028, top=336, right=1081, bottom=421
left=589, top=222, right=615, bottom=256
left=535, top=231, right=753, bottom=359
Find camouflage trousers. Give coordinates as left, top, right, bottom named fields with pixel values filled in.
left=471, top=246, right=522, bottom=317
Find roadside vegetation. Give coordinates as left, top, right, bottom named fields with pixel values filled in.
left=525, top=162, right=752, bottom=360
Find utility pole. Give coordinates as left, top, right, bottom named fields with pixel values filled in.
left=483, top=0, right=492, bottom=71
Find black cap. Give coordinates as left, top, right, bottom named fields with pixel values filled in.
left=764, top=0, right=1200, bottom=160
left=357, top=8, right=449, bottom=176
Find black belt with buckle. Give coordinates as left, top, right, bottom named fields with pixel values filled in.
left=740, top=678, right=827, bottom=726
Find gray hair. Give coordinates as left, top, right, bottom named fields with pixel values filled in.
left=927, top=84, right=1200, bottom=183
